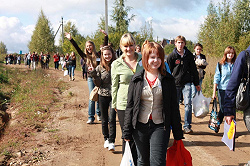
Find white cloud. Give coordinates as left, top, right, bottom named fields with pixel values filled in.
left=0, top=0, right=216, bottom=53
left=152, top=16, right=205, bottom=42
left=0, top=16, right=32, bottom=53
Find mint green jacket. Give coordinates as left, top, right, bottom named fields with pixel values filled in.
left=111, top=53, right=143, bottom=110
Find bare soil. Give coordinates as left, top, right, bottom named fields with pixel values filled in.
left=3, top=64, right=250, bottom=166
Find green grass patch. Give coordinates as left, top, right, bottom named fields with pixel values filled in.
left=0, top=64, right=68, bottom=156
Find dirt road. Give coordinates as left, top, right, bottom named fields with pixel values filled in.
left=5, top=65, right=250, bottom=166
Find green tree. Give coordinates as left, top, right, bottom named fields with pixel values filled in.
left=111, top=0, right=135, bottom=34
left=234, top=0, right=250, bottom=39
left=134, top=20, right=154, bottom=46
left=0, top=41, right=7, bottom=54
left=28, top=10, right=55, bottom=54
left=62, top=21, right=86, bottom=54
left=198, top=1, right=219, bottom=56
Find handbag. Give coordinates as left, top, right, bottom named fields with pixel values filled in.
left=208, top=99, right=220, bottom=133
left=236, top=51, right=250, bottom=111
left=120, top=141, right=135, bottom=166
left=166, top=140, right=192, bottom=166
left=89, top=86, right=99, bottom=101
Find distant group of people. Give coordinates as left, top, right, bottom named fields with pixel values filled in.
left=22, top=52, right=51, bottom=70
left=5, top=54, right=22, bottom=65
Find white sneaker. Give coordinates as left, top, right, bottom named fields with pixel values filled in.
left=97, top=116, right=101, bottom=121
left=86, top=119, right=94, bottom=124
left=108, top=143, right=115, bottom=151
left=104, top=140, right=109, bottom=148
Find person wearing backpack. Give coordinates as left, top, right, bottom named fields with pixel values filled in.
left=212, top=46, right=237, bottom=128
left=224, top=46, right=250, bottom=128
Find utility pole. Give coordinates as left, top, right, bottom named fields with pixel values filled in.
left=105, top=0, right=108, bottom=35
left=54, top=17, right=64, bottom=47
left=61, top=17, right=64, bottom=45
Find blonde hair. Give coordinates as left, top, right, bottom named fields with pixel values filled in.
left=120, top=33, right=136, bottom=50
left=85, top=40, right=98, bottom=68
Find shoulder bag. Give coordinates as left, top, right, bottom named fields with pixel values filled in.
left=236, top=51, right=250, bottom=111
left=89, top=86, right=99, bottom=101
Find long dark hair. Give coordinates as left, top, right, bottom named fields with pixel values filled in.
left=100, top=46, right=116, bottom=72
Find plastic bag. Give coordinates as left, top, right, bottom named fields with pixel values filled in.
left=192, top=91, right=211, bottom=118
left=120, top=141, right=135, bottom=166
left=64, top=70, right=68, bottom=76
left=166, top=140, right=192, bottom=166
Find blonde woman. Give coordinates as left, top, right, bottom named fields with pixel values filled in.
left=111, top=33, right=143, bottom=163
left=65, top=29, right=108, bottom=124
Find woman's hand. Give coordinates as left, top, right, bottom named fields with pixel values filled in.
left=65, top=32, right=72, bottom=40
left=212, top=93, right=217, bottom=100
left=100, top=29, right=107, bottom=36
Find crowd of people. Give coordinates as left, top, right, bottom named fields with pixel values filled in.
left=5, top=30, right=247, bottom=165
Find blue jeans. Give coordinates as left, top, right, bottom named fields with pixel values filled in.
left=87, top=77, right=100, bottom=121
left=68, top=65, right=75, bottom=78
left=191, top=79, right=203, bottom=98
left=176, top=83, right=192, bottom=129
left=133, top=120, right=169, bottom=166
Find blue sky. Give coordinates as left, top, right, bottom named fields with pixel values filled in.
left=0, top=0, right=221, bottom=53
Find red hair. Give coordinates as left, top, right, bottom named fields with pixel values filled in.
left=141, top=40, right=166, bottom=76
left=219, top=46, right=237, bottom=65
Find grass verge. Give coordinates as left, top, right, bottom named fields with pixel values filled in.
left=0, top=64, right=68, bottom=161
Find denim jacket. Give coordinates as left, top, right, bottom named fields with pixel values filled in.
left=213, top=62, right=234, bottom=90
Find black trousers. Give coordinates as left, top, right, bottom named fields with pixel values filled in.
left=99, top=96, right=116, bottom=143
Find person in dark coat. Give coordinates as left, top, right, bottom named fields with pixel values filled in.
left=166, top=35, right=200, bottom=134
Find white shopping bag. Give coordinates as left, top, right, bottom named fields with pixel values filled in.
left=120, top=141, right=135, bottom=166
left=64, top=70, right=68, bottom=76
left=192, top=91, right=211, bottom=118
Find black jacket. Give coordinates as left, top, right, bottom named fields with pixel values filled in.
left=167, top=47, right=199, bottom=87
left=123, top=69, right=184, bottom=140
